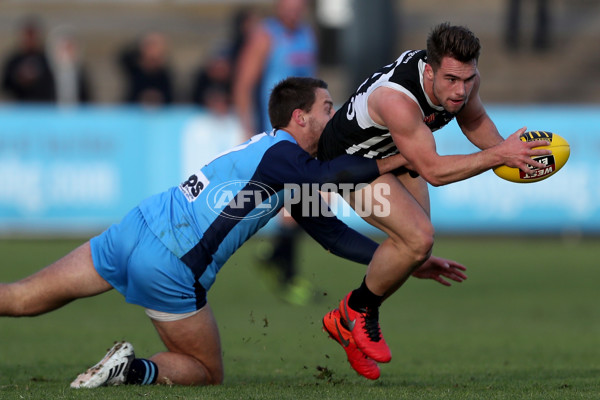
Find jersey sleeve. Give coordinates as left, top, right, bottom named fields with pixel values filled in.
left=257, top=140, right=380, bottom=187
left=289, top=193, right=378, bottom=265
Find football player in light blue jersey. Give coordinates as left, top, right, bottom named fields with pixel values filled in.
left=1, top=77, right=447, bottom=388
left=233, top=0, right=318, bottom=302
left=234, top=0, right=316, bottom=137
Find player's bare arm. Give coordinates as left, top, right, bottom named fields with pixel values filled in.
left=455, top=74, right=505, bottom=150
left=369, top=87, right=551, bottom=186
left=374, top=153, right=409, bottom=175
left=232, top=26, right=271, bottom=137
left=457, top=78, right=554, bottom=173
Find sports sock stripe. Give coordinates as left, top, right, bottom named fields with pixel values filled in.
left=142, top=359, right=157, bottom=385
left=142, top=360, right=151, bottom=385
left=127, top=358, right=157, bottom=385
left=150, top=361, right=157, bottom=384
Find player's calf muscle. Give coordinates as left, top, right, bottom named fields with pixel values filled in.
left=0, top=283, right=30, bottom=316
left=1, top=275, right=80, bottom=316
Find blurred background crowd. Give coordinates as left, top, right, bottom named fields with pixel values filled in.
left=0, top=0, right=598, bottom=111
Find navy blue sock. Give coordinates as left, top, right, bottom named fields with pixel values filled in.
left=348, top=277, right=383, bottom=311
left=126, top=358, right=158, bottom=385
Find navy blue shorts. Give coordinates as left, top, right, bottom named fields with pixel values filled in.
left=90, top=207, right=207, bottom=313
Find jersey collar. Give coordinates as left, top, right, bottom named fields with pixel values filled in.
left=273, top=129, right=298, bottom=144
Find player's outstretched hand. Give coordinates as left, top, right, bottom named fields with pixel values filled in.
left=411, top=255, right=467, bottom=286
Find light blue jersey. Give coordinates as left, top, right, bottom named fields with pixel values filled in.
left=92, top=130, right=381, bottom=313
left=138, top=132, right=287, bottom=294
left=257, top=18, right=317, bottom=132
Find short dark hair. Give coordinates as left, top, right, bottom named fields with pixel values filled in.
left=268, top=77, right=328, bottom=130
left=426, top=23, right=481, bottom=70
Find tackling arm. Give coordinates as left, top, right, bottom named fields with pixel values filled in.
left=290, top=194, right=377, bottom=265
left=259, top=140, right=407, bottom=187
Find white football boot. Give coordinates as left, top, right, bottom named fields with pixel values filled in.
left=70, top=341, right=135, bottom=389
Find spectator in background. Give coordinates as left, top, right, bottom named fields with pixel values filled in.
left=233, top=0, right=317, bottom=305
left=47, top=25, right=92, bottom=106
left=1, top=17, right=56, bottom=102
left=228, top=7, right=261, bottom=74
left=119, top=31, right=174, bottom=107
left=190, top=50, right=233, bottom=112
left=190, top=8, right=260, bottom=113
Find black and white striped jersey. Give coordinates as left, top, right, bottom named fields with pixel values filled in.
left=318, top=49, right=456, bottom=160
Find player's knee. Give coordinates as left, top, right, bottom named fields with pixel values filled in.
left=410, top=227, right=434, bottom=264
left=206, top=365, right=224, bottom=385
left=417, top=231, right=434, bottom=263
left=211, top=373, right=224, bottom=385
left=391, top=222, right=434, bottom=264
left=191, top=358, right=224, bottom=386
left=170, top=360, right=224, bottom=386
left=212, top=365, right=225, bottom=385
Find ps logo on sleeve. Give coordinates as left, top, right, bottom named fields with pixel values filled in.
left=179, top=171, right=210, bottom=202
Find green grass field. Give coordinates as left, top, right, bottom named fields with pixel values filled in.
left=1, top=235, right=599, bottom=399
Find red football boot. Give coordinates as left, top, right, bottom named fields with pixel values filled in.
left=323, top=308, right=380, bottom=380
left=339, top=292, right=391, bottom=363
